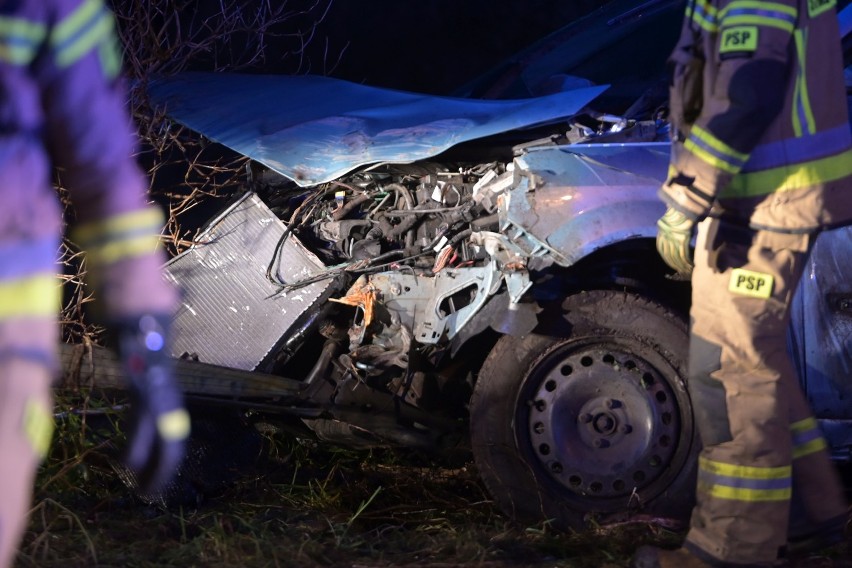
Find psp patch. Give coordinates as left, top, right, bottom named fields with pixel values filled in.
left=720, top=26, right=758, bottom=56
left=729, top=268, right=774, bottom=299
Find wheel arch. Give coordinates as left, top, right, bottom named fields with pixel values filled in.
left=469, top=289, right=698, bottom=530
left=528, top=238, right=692, bottom=319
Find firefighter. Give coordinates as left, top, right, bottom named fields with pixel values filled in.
left=0, top=1, right=189, bottom=566
left=633, top=0, right=852, bottom=565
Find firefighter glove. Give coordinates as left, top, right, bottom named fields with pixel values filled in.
left=656, top=206, right=695, bottom=276
left=115, top=313, right=189, bottom=494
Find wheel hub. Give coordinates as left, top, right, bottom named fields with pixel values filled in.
left=524, top=342, right=682, bottom=500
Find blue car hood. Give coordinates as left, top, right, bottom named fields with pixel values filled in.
left=147, top=72, right=607, bottom=187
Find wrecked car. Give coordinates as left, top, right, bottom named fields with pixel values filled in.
left=63, top=0, right=852, bottom=530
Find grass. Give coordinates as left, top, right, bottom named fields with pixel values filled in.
left=14, top=393, right=851, bottom=567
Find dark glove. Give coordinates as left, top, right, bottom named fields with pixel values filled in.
left=115, top=313, right=189, bottom=493
left=656, top=206, right=696, bottom=275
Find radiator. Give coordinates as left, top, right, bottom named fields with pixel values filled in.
left=164, top=192, right=332, bottom=371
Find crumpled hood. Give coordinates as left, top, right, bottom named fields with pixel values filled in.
left=147, top=72, right=607, bottom=186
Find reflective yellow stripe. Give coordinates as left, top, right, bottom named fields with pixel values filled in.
left=700, top=482, right=792, bottom=501
left=790, top=417, right=817, bottom=434
left=157, top=408, right=191, bottom=441
left=73, top=207, right=164, bottom=244
left=0, top=17, right=46, bottom=41
left=23, top=399, right=54, bottom=459
left=693, top=125, right=749, bottom=161
left=691, top=12, right=719, bottom=32
left=51, top=0, right=103, bottom=44
left=0, top=43, right=37, bottom=65
left=723, top=148, right=852, bottom=197
left=684, top=139, right=743, bottom=173
left=85, top=234, right=162, bottom=265
left=792, top=78, right=805, bottom=137
left=98, top=30, right=121, bottom=78
left=0, top=274, right=61, bottom=319
left=793, top=29, right=816, bottom=136
left=0, top=17, right=47, bottom=65
left=74, top=208, right=165, bottom=265
left=691, top=0, right=719, bottom=18
left=719, top=1, right=797, bottom=33
left=684, top=123, right=750, bottom=174
left=790, top=417, right=828, bottom=459
left=688, top=0, right=719, bottom=31
left=792, top=438, right=827, bottom=459
left=700, top=456, right=791, bottom=479
left=692, top=15, right=719, bottom=32
left=722, top=14, right=795, bottom=32
left=698, top=456, right=792, bottom=501
left=54, top=12, right=114, bottom=68
left=808, top=0, right=836, bottom=18
left=50, top=0, right=116, bottom=69
left=721, top=0, right=797, bottom=18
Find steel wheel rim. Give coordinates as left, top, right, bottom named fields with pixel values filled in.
left=519, top=336, right=689, bottom=507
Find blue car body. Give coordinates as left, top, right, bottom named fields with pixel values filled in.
left=145, top=0, right=852, bottom=528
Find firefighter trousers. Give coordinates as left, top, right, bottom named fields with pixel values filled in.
left=0, top=318, right=56, bottom=568
left=684, top=218, right=847, bottom=565
left=0, top=145, right=176, bottom=566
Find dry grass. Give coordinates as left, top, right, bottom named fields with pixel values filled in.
left=20, top=402, right=852, bottom=567
left=18, top=396, right=683, bottom=568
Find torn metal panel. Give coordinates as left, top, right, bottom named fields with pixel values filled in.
left=147, top=72, right=607, bottom=187
left=340, top=262, right=502, bottom=346
left=164, top=193, right=333, bottom=371
left=502, top=143, right=668, bottom=267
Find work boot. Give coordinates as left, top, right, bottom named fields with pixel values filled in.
left=785, top=513, right=848, bottom=557
left=630, top=546, right=713, bottom=568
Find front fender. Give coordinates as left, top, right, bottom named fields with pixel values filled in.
left=502, top=143, right=670, bottom=267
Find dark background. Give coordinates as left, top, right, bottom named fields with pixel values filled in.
left=306, top=0, right=611, bottom=94
left=164, top=0, right=613, bottom=95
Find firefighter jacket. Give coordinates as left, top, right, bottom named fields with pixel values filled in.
left=0, top=0, right=174, bottom=319
left=661, top=0, right=852, bottom=232
left=2, top=0, right=157, bottom=226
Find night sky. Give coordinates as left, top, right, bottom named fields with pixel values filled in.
left=126, top=0, right=617, bottom=97
left=269, top=0, right=612, bottom=94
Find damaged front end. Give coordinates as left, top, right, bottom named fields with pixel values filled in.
left=163, top=164, right=529, bottom=449
left=160, top=128, right=671, bottom=451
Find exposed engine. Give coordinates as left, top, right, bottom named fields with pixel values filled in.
left=164, top=109, right=669, bottom=447
left=256, top=161, right=503, bottom=269
left=249, top=161, right=518, bottom=410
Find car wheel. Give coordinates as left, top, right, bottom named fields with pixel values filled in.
left=470, top=290, right=697, bottom=530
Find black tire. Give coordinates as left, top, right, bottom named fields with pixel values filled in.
left=470, top=290, right=697, bottom=530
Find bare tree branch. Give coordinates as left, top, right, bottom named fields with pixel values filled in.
left=59, top=0, right=342, bottom=342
